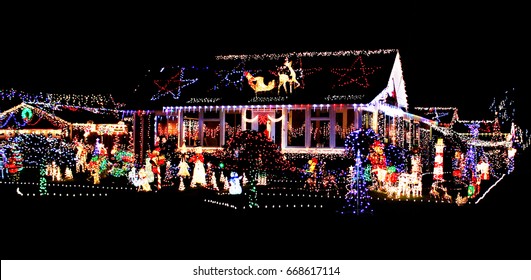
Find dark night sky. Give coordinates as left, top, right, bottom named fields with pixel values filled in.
left=1, top=5, right=527, bottom=124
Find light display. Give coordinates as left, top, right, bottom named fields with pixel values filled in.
left=433, top=138, right=445, bottom=181
left=0, top=89, right=125, bottom=110
left=228, top=171, right=242, bottom=195
left=189, top=147, right=207, bottom=187
left=276, top=58, right=300, bottom=94
left=463, top=124, right=479, bottom=183
left=244, top=71, right=276, bottom=93
left=0, top=146, right=6, bottom=179
left=215, top=49, right=397, bottom=61
left=151, top=67, right=198, bottom=100
left=339, top=150, right=373, bottom=215
left=39, top=164, right=47, bottom=195
left=2, top=48, right=530, bottom=218
left=210, top=61, right=247, bottom=92
left=330, top=56, right=380, bottom=89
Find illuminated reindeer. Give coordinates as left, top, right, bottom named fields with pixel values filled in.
left=278, top=58, right=300, bottom=94
left=440, top=186, right=452, bottom=202
left=429, top=183, right=440, bottom=200
left=75, top=141, right=88, bottom=173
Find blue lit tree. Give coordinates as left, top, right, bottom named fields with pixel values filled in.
left=462, top=124, right=479, bottom=183
left=339, top=149, right=373, bottom=215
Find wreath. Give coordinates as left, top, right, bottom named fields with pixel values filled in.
left=21, top=107, right=33, bottom=122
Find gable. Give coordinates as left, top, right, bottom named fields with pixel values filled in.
left=0, top=103, right=70, bottom=129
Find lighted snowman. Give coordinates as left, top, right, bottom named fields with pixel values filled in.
left=228, top=171, right=242, bottom=195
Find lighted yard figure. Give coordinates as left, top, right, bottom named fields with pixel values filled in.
left=177, top=143, right=191, bottom=178
left=134, top=167, right=152, bottom=192
left=128, top=166, right=137, bottom=183
left=307, top=158, right=318, bottom=173
left=433, top=138, right=445, bottom=182
left=86, top=140, right=110, bottom=185
left=210, top=170, right=218, bottom=191
left=148, top=148, right=165, bottom=190
left=93, top=138, right=103, bottom=156
left=476, top=159, right=490, bottom=181
left=228, top=171, right=242, bottom=195
left=242, top=172, right=248, bottom=186
left=455, top=192, right=468, bottom=206
left=74, top=139, right=89, bottom=173
left=51, top=161, right=62, bottom=181
left=340, top=149, right=373, bottom=215
left=189, top=147, right=206, bottom=187
left=409, top=154, right=423, bottom=196
left=143, top=157, right=155, bottom=185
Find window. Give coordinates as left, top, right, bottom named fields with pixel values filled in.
left=287, top=109, right=305, bottom=147
left=311, top=120, right=330, bottom=148
left=202, top=111, right=220, bottom=147
left=335, top=108, right=355, bottom=147
left=183, top=112, right=199, bottom=147
left=225, top=112, right=242, bottom=142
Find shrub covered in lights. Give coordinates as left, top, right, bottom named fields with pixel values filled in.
left=217, top=129, right=295, bottom=181
left=344, top=128, right=379, bottom=163
left=7, top=133, right=76, bottom=168
left=383, top=144, right=409, bottom=173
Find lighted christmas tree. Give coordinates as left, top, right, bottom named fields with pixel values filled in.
left=462, top=124, right=479, bottom=183
left=0, top=145, right=6, bottom=180
left=39, top=163, right=47, bottom=196
left=488, top=115, right=505, bottom=175
left=339, top=150, right=373, bottom=215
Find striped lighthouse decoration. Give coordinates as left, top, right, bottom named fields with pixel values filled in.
left=433, top=138, right=445, bottom=181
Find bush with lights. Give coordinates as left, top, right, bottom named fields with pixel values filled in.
left=216, top=129, right=296, bottom=207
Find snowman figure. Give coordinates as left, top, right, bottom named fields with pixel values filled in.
left=228, top=171, right=242, bottom=195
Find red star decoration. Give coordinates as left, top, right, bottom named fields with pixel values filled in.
left=152, top=67, right=198, bottom=100
left=330, top=56, right=380, bottom=89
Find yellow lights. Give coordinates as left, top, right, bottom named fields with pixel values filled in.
left=244, top=71, right=276, bottom=93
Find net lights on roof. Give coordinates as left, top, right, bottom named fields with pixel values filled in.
left=215, top=49, right=398, bottom=61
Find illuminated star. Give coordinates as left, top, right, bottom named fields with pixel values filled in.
left=330, top=56, right=380, bottom=89
left=152, top=67, right=198, bottom=100
left=292, top=58, right=322, bottom=89
left=210, top=61, right=247, bottom=91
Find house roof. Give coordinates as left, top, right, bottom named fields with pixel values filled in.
left=128, top=49, right=400, bottom=110
left=0, top=102, right=123, bottom=130
left=0, top=103, right=70, bottom=129
left=410, top=107, right=459, bottom=128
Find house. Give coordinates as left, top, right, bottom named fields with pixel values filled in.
left=129, top=49, right=437, bottom=159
